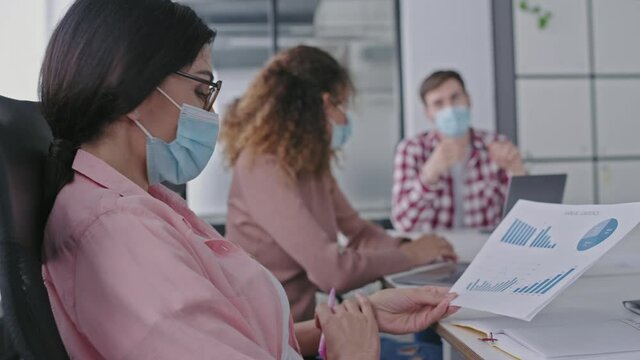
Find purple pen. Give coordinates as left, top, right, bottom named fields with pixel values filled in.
left=318, top=288, right=336, bottom=359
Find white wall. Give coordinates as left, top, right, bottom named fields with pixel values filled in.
left=0, top=0, right=74, bottom=101
left=0, top=0, right=48, bottom=100
left=400, top=0, right=496, bottom=137
left=514, top=0, right=640, bottom=204
left=46, top=0, right=74, bottom=35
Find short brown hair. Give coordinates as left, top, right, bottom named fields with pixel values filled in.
left=419, top=70, right=466, bottom=104
left=220, top=45, right=353, bottom=177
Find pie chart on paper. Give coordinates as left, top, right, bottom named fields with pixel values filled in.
left=577, top=218, right=618, bottom=251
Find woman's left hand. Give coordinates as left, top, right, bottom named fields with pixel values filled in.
left=364, top=287, right=459, bottom=335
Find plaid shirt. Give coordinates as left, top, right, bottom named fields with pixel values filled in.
left=391, top=128, right=510, bottom=232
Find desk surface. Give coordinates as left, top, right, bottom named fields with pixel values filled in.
left=432, top=226, right=640, bottom=360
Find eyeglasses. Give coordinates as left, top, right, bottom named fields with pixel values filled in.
left=174, top=70, right=222, bottom=112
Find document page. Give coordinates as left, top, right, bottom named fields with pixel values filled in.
left=450, top=200, right=640, bottom=320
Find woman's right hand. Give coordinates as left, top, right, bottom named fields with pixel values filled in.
left=400, top=234, right=458, bottom=266
left=315, top=296, right=380, bottom=360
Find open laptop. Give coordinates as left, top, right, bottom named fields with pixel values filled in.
left=502, top=174, right=567, bottom=216
left=480, top=174, right=567, bottom=234
left=477, top=174, right=567, bottom=234
left=388, top=174, right=567, bottom=287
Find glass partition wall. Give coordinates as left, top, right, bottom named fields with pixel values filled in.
left=180, top=0, right=403, bottom=228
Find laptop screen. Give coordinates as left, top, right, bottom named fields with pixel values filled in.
left=502, top=174, right=567, bottom=217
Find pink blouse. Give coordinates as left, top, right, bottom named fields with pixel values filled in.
left=42, top=150, right=300, bottom=359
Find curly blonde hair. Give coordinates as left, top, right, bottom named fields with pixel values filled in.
left=220, top=45, right=352, bottom=177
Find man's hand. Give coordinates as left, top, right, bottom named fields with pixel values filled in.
left=421, top=138, right=467, bottom=184
left=488, top=141, right=526, bottom=176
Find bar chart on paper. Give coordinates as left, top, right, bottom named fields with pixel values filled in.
left=529, top=226, right=556, bottom=249
left=466, top=277, right=519, bottom=292
left=500, top=219, right=557, bottom=249
left=512, top=267, right=576, bottom=295
left=451, top=201, right=640, bottom=321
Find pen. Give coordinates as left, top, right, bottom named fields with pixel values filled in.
left=318, top=288, right=336, bottom=359
left=479, top=332, right=498, bottom=343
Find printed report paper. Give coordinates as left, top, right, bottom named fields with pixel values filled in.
left=450, top=200, right=640, bottom=321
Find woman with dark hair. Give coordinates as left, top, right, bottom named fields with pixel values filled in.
left=41, top=1, right=457, bottom=359
left=222, top=45, right=458, bottom=322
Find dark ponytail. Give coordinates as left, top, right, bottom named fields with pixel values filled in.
left=39, top=0, right=215, bottom=215
left=43, top=139, right=77, bottom=215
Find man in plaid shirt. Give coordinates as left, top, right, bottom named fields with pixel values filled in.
left=392, top=70, right=526, bottom=232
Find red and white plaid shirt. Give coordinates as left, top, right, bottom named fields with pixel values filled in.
left=391, top=128, right=510, bottom=232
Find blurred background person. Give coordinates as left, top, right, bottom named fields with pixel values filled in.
left=392, top=70, right=526, bottom=233
left=221, top=45, right=457, bottom=322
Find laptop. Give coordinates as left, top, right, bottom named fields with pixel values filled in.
left=388, top=174, right=568, bottom=287
left=502, top=174, right=567, bottom=216
left=477, top=174, right=567, bottom=235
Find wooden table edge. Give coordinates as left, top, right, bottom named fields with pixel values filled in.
left=435, top=322, right=484, bottom=360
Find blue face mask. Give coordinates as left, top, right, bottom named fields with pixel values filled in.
left=330, top=109, right=354, bottom=149
left=133, top=87, right=219, bottom=185
left=434, top=106, right=471, bottom=138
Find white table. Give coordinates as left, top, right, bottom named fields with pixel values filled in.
left=433, top=226, right=640, bottom=360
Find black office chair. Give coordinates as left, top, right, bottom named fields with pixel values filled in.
left=0, top=96, right=69, bottom=359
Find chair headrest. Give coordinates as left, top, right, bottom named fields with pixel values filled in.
left=0, top=96, right=52, bottom=253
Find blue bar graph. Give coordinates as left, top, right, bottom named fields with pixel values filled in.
left=528, top=226, right=557, bottom=249
left=501, top=220, right=558, bottom=249
left=501, top=219, right=537, bottom=246
left=512, top=267, right=576, bottom=295
left=466, top=277, right=518, bottom=292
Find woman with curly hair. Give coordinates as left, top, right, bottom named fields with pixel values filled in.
left=221, top=45, right=458, bottom=323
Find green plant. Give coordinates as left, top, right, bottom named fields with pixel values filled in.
left=519, top=0, right=553, bottom=29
